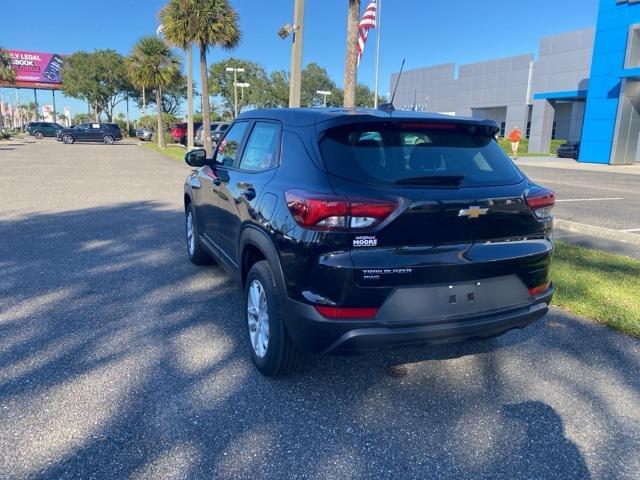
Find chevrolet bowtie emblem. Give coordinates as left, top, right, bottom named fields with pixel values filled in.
left=458, top=206, right=489, bottom=219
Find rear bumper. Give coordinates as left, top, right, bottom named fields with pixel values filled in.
left=284, top=288, right=554, bottom=354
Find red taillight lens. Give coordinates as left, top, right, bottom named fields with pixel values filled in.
left=526, top=187, right=555, bottom=219
left=529, top=283, right=551, bottom=296
left=315, top=306, right=378, bottom=319
left=285, top=190, right=397, bottom=230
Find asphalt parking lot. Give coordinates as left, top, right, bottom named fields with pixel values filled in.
left=519, top=164, right=640, bottom=235
left=1, top=139, right=640, bottom=479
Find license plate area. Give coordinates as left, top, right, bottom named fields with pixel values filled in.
left=377, top=275, right=531, bottom=324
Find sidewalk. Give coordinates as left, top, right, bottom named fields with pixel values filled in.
left=516, top=156, right=640, bottom=175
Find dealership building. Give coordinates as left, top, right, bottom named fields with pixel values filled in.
left=390, top=0, right=640, bottom=165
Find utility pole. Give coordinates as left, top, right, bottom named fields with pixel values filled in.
left=289, top=0, right=305, bottom=108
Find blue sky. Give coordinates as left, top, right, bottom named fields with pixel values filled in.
left=1, top=0, right=600, bottom=120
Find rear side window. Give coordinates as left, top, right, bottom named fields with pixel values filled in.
left=319, top=122, right=522, bottom=188
left=238, top=122, right=280, bottom=171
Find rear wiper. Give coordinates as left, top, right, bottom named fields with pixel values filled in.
left=395, top=175, right=465, bottom=186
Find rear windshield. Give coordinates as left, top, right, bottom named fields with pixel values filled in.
left=318, top=122, right=523, bottom=188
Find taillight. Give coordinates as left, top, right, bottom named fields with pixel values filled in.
left=529, top=282, right=550, bottom=296
left=285, top=190, right=397, bottom=230
left=315, top=306, right=378, bottom=319
left=526, top=187, right=555, bottom=219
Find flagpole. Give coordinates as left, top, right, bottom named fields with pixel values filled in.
left=373, top=0, right=382, bottom=108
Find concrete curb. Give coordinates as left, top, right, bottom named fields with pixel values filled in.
left=554, top=219, right=640, bottom=246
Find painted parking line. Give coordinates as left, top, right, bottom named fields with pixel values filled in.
left=555, top=198, right=624, bottom=202
left=621, top=228, right=640, bottom=233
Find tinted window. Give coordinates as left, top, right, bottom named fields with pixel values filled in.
left=216, top=122, right=249, bottom=167
left=238, top=122, right=280, bottom=171
left=319, top=122, right=522, bottom=188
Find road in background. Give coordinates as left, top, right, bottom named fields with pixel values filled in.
left=1, top=140, right=639, bottom=479
left=519, top=165, right=640, bottom=234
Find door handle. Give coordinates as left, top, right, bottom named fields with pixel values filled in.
left=241, top=187, right=256, bottom=201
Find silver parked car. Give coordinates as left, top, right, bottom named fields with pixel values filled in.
left=136, top=128, right=154, bottom=142
left=194, top=122, right=229, bottom=147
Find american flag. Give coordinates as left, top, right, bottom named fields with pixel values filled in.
left=357, top=1, right=377, bottom=67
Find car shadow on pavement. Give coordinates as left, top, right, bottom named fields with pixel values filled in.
left=0, top=202, right=637, bottom=479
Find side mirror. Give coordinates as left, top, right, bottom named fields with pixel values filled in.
left=185, top=148, right=209, bottom=167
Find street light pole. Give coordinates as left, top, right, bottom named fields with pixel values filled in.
left=226, top=67, right=245, bottom=118
left=289, top=0, right=305, bottom=108
left=235, top=82, right=250, bottom=109
left=316, top=90, right=332, bottom=107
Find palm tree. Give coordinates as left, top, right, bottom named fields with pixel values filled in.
left=0, top=47, right=16, bottom=84
left=343, top=0, right=360, bottom=108
left=127, top=36, right=181, bottom=148
left=159, top=0, right=196, bottom=150
left=21, top=102, right=37, bottom=122
left=183, top=0, right=241, bottom=157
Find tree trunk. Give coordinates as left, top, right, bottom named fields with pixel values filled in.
left=156, top=86, right=166, bottom=148
left=199, top=47, right=212, bottom=157
left=187, top=46, right=194, bottom=151
left=343, top=0, right=360, bottom=108
left=142, top=86, right=147, bottom=116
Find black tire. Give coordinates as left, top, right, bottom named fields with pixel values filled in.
left=185, top=202, right=213, bottom=266
left=103, top=135, right=114, bottom=145
left=62, top=134, right=75, bottom=144
left=245, top=260, right=305, bottom=377
left=34, top=131, right=44, bottom=139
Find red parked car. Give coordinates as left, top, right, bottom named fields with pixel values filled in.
left=170, top=122, right=202, bottom=144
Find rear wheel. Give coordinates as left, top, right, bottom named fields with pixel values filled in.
left=103, top=135, right=114, bottom=145
left=245, top=261, right=305, bottom=377
left=34, top=131, right=44, bottom=139
left=62, top=134, right=74, bottom=144
left=185, top=203, right=213, bottom=266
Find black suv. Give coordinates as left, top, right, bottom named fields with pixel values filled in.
left=25, top=122, right=63, bottom=139
left=183, top=109, right=555, bottom=376
left=56, top=123, right=123, bottom=144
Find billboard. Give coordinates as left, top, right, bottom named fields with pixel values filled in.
left=5, top=50, right=65, bottom=89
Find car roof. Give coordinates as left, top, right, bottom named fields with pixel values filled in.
left=236, top=107, right=499, bottom=131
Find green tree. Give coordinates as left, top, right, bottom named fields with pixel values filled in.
left=355, top=83, right=381, bottom=108
left=21, top=103, right=37, bottom=122
left=137, top=112, right=180, bottom=131
left=0, top=47, right=16, bottom=84
left=133, top=71, right=190, bottom=115
left=72, top=113, right=93, bottom=125
left=301, top=63, right=343, bottom=107
left=185, top=0, right=241, bottom=157
left=62, top=50, right=133, bottom=122
left=127, top=36, right=181, bottom=148
left=208, top=58, right=269, bottom=113
left=159, top=0, right=197, bottom=149
left=265, top=70, right=289, bottom=108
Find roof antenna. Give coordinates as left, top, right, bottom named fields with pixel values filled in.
left=378, top=58, right=405, bottom=113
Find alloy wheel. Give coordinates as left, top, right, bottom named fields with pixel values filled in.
left=186, top=211, right=195, bottom=256
left=247, top=279, right=270, bottom=358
